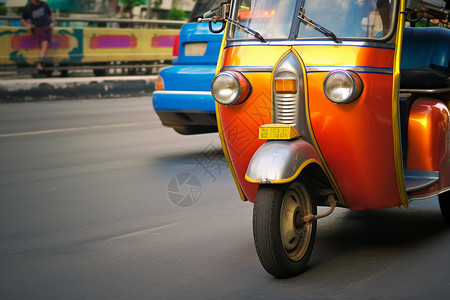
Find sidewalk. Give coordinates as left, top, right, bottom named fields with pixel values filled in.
left=0, top=76, right=157, bottom=103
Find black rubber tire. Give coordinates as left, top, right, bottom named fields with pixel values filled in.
left=253, top=181, right=317, bottom=278
left=438, top=190, right=450, bottom=223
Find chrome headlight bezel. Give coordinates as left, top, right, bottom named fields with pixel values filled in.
left=211, top=71, right=252, bottom=106
left=323, top=70, right=364, bottom=104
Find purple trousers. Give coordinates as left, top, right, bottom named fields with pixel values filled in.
left=34, top=26, right=52, bottom=44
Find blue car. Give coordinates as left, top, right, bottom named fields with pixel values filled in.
left=152, top=0, right=223, bottom=135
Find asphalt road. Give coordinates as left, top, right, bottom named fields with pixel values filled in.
left=0, top=97, right=449, bottom=299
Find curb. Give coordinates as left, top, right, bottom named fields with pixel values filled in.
left=0, top=76, right=157, bottom=102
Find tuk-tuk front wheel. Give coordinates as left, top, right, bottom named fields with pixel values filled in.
left=253, top=181, right=317, bottom=278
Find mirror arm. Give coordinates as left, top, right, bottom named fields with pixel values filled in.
left=198, top=1, right=230, bottom=34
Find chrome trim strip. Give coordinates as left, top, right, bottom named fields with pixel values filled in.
left=153, top=91, right=212, bottom=96
left=306, top=66, right=393, bottom=75
left=400, top=87, right=450, bottom=94
left=226, top=40, right=395, bottom=49
left=408, top=186, right=450, bottom=201
left=272, top=52, right=308, bottom=139
left=221, top=65, right=393, bottom=75
left=221, top=66, right=273, bottom=73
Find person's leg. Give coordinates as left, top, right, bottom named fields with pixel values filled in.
left=35, top=26, right=52, bottom=71
left=37, top=40, right=49, bottom=70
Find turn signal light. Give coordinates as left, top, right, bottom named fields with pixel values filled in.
left=275, top=78, right=297, bottom=94
left=155, top=75, right=164, bottom=91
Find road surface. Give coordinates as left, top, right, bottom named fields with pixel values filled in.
left=1, top=97, right=449, bottom=299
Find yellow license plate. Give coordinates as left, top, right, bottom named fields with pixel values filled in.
left=259, top=124, right=299, bottom=140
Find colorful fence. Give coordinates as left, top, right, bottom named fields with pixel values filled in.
left=0, top=26, right=179, bottom=67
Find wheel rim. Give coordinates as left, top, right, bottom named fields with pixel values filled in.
left=279, top=183, right=313, bottom=261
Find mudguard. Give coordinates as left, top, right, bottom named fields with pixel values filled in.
left=245, top=139, right=323, bottom=184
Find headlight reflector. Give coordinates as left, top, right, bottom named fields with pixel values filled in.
left=323, top=70, right=363, bottom=104
left=211, top=71, right=252, bottom=105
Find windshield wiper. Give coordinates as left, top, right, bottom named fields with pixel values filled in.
left=226, top=17, right=266, bottom=43
left=298, top=7, right=342, bottom=43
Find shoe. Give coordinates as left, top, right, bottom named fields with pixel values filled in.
left=31, top=68, right=46, bottom=78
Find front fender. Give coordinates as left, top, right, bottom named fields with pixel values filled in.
left=245, top=139, right=323, bottom=184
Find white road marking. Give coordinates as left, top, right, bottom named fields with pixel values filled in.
left=109, top=222, right=185, bottom=240
left=0, top=121, right=159, bottom=138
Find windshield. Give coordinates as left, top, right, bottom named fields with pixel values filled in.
left=229, top=0, right=298, bottom=40
left=299, top=0, right=393, bottom=39
left=229, top=0, right=394, bottom=40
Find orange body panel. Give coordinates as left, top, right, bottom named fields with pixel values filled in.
left=298, top=45, right=402, bottom=209
left=218, top=44, right=404, bottom=209
left=292, top=45, right=394, bottom=68
left=219, top=73, right=272, bottom=201
left=407, top=99, right=449, bottom=171
left=408, top=101, right=450, bottom=198
left=222, top=46, right=289, bottom=68
left=407, top=99, right=450, bottom=198
left=219, top=46, right=289, bottom=201
left=307, top=71, right=401, bottom=209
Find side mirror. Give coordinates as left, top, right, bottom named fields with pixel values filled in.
left=405, top=0, right=448, bottom=22
left=198, top=1, right=231, bottom=33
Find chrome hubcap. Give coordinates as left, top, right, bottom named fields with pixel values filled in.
left=280, top=183, right=312, bottom=261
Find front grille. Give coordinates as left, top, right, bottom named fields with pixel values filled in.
left=274, top=95, right=297, bottom=125
left=272, top=52, right=305, bottom=135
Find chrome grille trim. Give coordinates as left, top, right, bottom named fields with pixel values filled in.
left=272, top=52, right=312, bottom=142
left=273, top=53, right=302, bottom=128
left=274, top=95, right=297, bottom=125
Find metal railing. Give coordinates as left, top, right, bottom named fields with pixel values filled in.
left=0, top=16, right=186, bottom=27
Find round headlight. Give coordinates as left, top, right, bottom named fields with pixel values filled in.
left=323, top=70, right=363, bottom=104
left=211, top=71, right=252, bottom=105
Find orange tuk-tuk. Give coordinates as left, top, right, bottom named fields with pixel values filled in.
left=200, top=0, right=450, bottom=277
